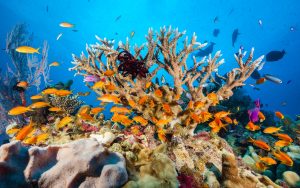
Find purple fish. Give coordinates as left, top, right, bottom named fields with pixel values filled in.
left=248, top=99, right=260, bottom=123
left=83, top=75, right=101, bottom=82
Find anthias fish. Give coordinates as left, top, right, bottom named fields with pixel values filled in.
left=16, top=46, right=40, bottom=54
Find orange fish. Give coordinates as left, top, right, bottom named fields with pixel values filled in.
left=23, top=135, right=38, bottom=145
left=15, top=120, right=34, bottom=140
left=128, top=99, right=137, bottom=108
left=156, top=119, right=171, bottom=127
left=275, top=111, right=284, bottom=119
left=274, top=140, right=291, bottom=147
left=8, top=106, right=32, bottom=115
left=31, top=95, right=43, bottom=100
left=214, top=111, right=231, bottom=118
left=103, top=70, right=115, bottom=76
left=55, top=89, right=72, bottom=97
left=162, top=103, right=173, bottom=115
left=133, top=116, right=148, bottom=126
left=259, top=156, right=277, bottom=165
left=121, top=118, right=133, bottom=126
left=194, top=101, right=205, bottom=109
left=151, top=117, right=158, bottom=124
left=187, top=101, right=194, bottom=109
left=131, top=126, right=141, bottom=135
left=190, top=113, right=201, bottom=123
left=6, top=128, right=20, bottom=135
left=36, top=133, right=49, bottom=144
left=258, top=111, right=265, bottom=122
left=223, top=116, right=233, bottom=124
left=272, top=150, right=293, bottom=166
left=48, top=107, right=62, bottom=112
left=154, top=89, right=163, bottom=98
left=246, top=121, right=260, bottom=131
left=149, top=99, right=155, bottom=108
left=105, top=83, right=116, bottom=91
left=90, top=107, right=104, bottom=115
left=17, top=81, right=29, bottom=89
left=145, top=82, right=152, bottom=89
left=248, top=137, right=270, bottom=151
left=263, top=126, right=281, bottom=134
left=59, top=22, right=75, bottom=28
left=275, top=133, right=293, bottom=143
left=30, top=102, right=50, bottom=109
left=255, top=161, right=268, bottom=171
left=256, top=77, right=266, bottom=84
left=157, top=128, right=167, bottom=142
left=110, top=106, right=131, bottom=114
left=92, top=81, right=105, bottom=89
left=207, top=92, right=219, bottom=106
left=97, top=94, right=120, bottom=103
left=138, top=96, right=148, bottom=105
left=233, top=119, right=238, bottom=125
left=78, top=113, right=94, bottom=121
left=42, top=88, right=58, bottom=95
left=199, top=111, right=212, bottom=123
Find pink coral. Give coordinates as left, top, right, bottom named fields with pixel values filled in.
left=177, top=173, right=195, bottom=188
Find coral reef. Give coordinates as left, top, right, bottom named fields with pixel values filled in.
left=0, top=139, right=128, bottom=188
left=70, top=26, right=264, bottom=136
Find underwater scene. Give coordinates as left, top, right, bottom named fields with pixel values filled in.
left=0, top=0, right=300, bottom=187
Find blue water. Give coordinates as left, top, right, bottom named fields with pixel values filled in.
left=0, top=0, right=299, bottom=117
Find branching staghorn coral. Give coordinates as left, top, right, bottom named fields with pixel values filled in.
left=70, top=26, right=264, bottom=135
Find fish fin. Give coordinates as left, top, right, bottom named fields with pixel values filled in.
left=36, top=48, right=40, bottom=54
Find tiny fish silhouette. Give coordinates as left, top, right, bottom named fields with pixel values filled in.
left=232, top=29, right=240, bottom=47
left=213, top=29, right=220, bottom=37
left=266, top=50, right=285, bottom=62
left=195, top=42, right=216, bottom=57
left=115, top=15, right=122, bottom=22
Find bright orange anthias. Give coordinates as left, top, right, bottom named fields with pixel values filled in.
left=248, top=137, right=270, bottom=151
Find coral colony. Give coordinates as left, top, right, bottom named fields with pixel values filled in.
left=1, top=26, right=300, bottom=188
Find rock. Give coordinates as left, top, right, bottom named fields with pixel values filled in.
left=263, top=170, right=275, bottom=181
left=289, top=145, right=300, bottom=153
left=90, top=132, right=116, bottom=145
left=0, top=138, right=128, bottom=188
left=287, top=152, right=300, bottom=160
left=221, top=152, right=281, bottom=188
left=242, top=155, right=256, bottom=169
left=276, top=164, right=288, bottom=179
left=283, top=171, right=300, bottom=187
left=205, top=171, right=220, bottom=188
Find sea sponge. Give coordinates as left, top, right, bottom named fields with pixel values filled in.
left=283, top=171, right=300, bottom=187
left=124, top=144, right=179, bottom=188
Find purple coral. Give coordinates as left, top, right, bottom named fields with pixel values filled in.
left=248, top=99, right=260, bottom=123
left=177, top=173, right=194, bottom=188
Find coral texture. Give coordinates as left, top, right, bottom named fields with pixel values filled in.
left=0, top=138, right=128, bottom=188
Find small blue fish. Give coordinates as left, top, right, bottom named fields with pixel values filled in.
left=287, top=80, right=292, bottom=84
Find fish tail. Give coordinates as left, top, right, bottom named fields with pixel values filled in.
left=36, top=48, right=40, bottom=54
left=248, top=137, right=254, bottom=143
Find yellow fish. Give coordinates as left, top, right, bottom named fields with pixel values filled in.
left=274, top=140, right=291, bottom=147
left=78, top=113, right=94, bottom=121
left=42, top=88, right=58, bottom=95
left=36, top=133, right=49, bottom=144
left=8, top=106, right=32, bottom=115
left=49, top=62, right=60, bottom=67
left=92, top=81, right=105, bottom=89
left=259, top=156, right=277, bottom=165
left=23, top=136, right=38, bottom=145
left=55, top=89, right=72, bottom=96
left=6, top=128, right=20, bottom=135
left=31, top=95, right=43, bottom=100
left=263, top=126, right=282, bottom=134
left=105, top=83, right=116, bottom=91
left=16, top=46, right=40, bottom=54
left=133, top=116, right=148, bottom=126
left=145, top=82, right=152, bottom=89
left=207, top=92, right=219, bottom=106
left=156, top=119, right=171, bottom=127
left=59, top=22, right=75, bottom=28
left=56, top=116, right=73, bottom=129
left=130, top=31, right=135, bottom=38
left=30, top=102, right=50, bottom=109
